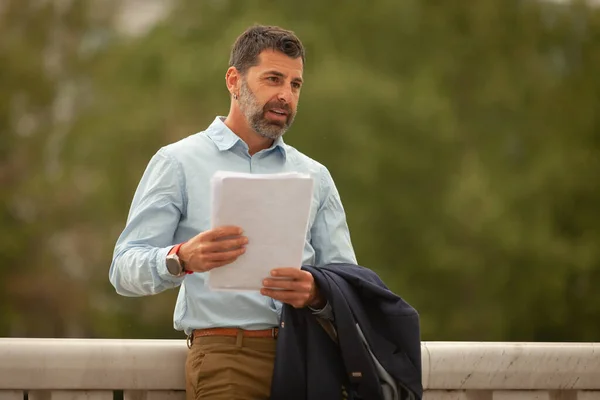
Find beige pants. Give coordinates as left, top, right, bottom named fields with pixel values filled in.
left=185, top=332, right=277, bottom=400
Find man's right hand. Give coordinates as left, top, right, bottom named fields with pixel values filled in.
left=178, top=226, right=247, bottom=273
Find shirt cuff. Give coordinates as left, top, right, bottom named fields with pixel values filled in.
left=308, top=301, right=334, bottom=321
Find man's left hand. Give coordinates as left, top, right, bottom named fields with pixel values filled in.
left=261, top=268, right=325, bottom=309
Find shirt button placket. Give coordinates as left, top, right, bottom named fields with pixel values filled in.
left=250, top=154, right=261, bottom=173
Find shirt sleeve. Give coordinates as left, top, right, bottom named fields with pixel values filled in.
left=109, top=148, right=187, bottom=297
left=310, top=165, right=357, bottom=267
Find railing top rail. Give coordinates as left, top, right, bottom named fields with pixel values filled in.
left=0, top=339, right=598, bottom=390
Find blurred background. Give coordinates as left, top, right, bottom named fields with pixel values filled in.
left=1, top=0, right=600, bottom=342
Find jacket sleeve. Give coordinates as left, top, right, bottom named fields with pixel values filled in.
left=308, top=302, right=334, bottom=320
left=109, top=148, right=187, bottom=296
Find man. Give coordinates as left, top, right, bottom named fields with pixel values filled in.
left=109, top=25, right=356, bottom=399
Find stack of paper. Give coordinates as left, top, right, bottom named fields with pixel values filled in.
left=207, top=171, right=314, bottom=291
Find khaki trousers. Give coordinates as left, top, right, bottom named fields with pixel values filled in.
left=185, top=332, right=277, bottom=400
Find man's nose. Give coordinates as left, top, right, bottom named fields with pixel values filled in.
left=277, top=88, right=293, bottom=104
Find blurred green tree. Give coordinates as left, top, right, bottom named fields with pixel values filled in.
left=1, top=0, right=599, bottom=341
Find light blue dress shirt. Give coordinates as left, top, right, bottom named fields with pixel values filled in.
left=109, top=117, right=357, bottom=334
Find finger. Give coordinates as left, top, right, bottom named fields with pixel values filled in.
left=263, top=278, right=311, bottom=293
left=203, top=236, right=248, bottom=253
left=204, top=247, right=246, bottom=262
left=270, top=267, right=307, bottom=280
left=201, top=257, right=241, bottom=271
left=200, top=226, right=244, bottom=241
left=261, top=288, right=311, bottom=308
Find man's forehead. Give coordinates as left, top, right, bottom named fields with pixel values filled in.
left=252, top=50, right=303, bottom=77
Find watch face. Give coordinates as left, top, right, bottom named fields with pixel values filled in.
left=166, top=255, right=182, bottom=276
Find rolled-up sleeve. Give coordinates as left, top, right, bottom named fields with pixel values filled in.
left=109, top=148, right=187, bottom=297
left=310, top=166, right=357, bottom=267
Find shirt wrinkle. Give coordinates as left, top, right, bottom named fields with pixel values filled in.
left=159, top=147, right=189, bottom=217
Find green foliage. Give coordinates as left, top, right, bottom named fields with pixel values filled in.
left=1, top=0, right=599, bottom=341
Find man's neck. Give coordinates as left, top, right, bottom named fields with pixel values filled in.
left=223, top=114, right=274, bottom=156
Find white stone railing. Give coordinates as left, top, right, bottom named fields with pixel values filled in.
left=0, top=339, right=598, bottom=399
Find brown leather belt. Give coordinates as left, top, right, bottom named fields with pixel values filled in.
left=192, top=327, right=278, bottom=339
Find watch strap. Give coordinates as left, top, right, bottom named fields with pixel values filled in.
left=168, top=242, right=184, bottom=256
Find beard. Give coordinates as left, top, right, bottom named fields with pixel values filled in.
left=238, top=79, right=296, bottom=140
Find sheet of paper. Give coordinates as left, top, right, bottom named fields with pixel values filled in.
left=207, top=171, right=314, bottom=291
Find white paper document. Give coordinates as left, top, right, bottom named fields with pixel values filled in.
left=207, top=171, right=314, bottom=291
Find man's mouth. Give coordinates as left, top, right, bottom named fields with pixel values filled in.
left=269, top=108, right=288, bottom=116
left=266, top=108, right=289, bottom=121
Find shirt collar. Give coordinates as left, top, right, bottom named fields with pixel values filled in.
left=205, top=116, right=287, bottom=159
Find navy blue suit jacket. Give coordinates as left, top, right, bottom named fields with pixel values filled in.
left=270, top=263, right=422, bottom=400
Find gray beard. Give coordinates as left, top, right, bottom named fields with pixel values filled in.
left=238, top=80, right=295, bottom=140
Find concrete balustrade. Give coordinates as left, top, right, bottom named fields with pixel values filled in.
left=0, top=339, right=598, bottom=399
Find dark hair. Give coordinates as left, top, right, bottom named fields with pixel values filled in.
left=229, top=25, right=305, bottom=74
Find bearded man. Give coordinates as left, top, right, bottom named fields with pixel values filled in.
left=109, top=24, right=356, bottom=400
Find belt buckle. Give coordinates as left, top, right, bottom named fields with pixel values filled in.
left=186, top=332, right=193, bottom=349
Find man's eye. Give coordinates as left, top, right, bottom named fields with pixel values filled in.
left=292, top=82, right=301, bottom=89
left=267, top=76, right=279, bottom=82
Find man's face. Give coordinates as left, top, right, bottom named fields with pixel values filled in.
left=237, top=49, right=303, bottom=140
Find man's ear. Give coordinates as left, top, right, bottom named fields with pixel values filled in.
left=225, top=67, right=240, bottom=97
